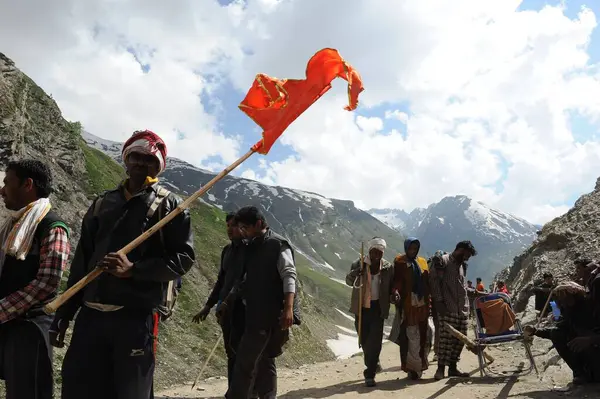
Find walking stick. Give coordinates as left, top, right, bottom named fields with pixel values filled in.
left=43, top=149, right=256, bottom=314
left=536, top=289, right=554, bottom=327
left=357, top=242, right=365, bottom=348
left=191, top=333, right=223, bottom=391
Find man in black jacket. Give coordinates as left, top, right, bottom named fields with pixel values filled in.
left=226, top=206, right=299, bottom=399
left=49, top=130, right=195, bottom=399
left=192, top=211, right=247, bottom=389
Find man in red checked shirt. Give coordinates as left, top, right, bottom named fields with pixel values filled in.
left=0, top=160, right=71, bottom=399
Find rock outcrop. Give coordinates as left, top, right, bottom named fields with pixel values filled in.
left=503, top=177, right=600, bottom=311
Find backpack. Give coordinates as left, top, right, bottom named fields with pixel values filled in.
left=92, top=186, right=179, bottom=321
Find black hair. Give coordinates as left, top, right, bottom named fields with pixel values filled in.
left=467, top=280, right=472, bottom=284
left=235, top=206, right=268, bottom=227
left=6, top=160, right=53, bottom=198
left=543, top=272, right=553, bottom=279
left=574, top=258, right=593, bottom=267
left=225, top=212, right=237, bottom=223
left=476, top=277, right=482, bottom=281
left=455, top=240, right=477, bottom=256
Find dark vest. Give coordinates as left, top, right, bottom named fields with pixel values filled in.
left=243, top=229, right=301, bottom=329
left=0, top=210, right=68, bottom=357
left=0, top=210, right=67, bottom=305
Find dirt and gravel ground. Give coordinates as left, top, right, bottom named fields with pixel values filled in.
left=157, top=338, right=600, bottom=399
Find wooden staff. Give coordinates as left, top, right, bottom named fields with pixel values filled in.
left=191, top=333, right=223, bottom=391
left=43, top=149, right=256, bottom=314
left=444, top=322, right=494, bottom=363
left=357, top=242, right=364, bottom=348
left=536, top=289, right=554, bottom=327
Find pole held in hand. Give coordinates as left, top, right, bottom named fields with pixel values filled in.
left=43, top=149, right=256, bottom=315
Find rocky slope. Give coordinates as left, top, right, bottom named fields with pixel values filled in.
left=0, top=52, right=92, bottom=242
left=369, top=196, right=538, bottom=283
left=83, top=131, right=406, bottom=279
left=502, top=177, right=600, bottom=311
left=0, top=52, right=352, bottom=394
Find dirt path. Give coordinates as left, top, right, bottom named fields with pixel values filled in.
left=157, top=339, right=598, bottom=399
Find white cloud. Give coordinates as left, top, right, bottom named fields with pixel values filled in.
left=225, top=1, right=600, bottom=224
left=2, top=0, right=600, bottom=225
left=0, top=0, right=245, bottom=168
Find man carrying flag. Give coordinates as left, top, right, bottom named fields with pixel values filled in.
left=50, top=130, right=195, bottom=399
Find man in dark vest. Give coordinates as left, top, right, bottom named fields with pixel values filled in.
left=193, top=211, right=249, bottom=391
left=49, top=130, right=195, bottom=399
left=226, top=206, right=300, bottom=399
left=0, top=160, right=70, bottom=399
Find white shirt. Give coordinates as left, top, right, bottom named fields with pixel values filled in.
left=370, top=273, right=380, bottom=301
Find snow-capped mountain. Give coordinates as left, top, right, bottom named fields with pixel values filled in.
left=369, top=196, right=538, bottom=283
left=83, top=132, right=406, bottom=277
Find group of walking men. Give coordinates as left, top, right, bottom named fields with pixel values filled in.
left=345, top=237, right=479, bottom=386
left=193, top=206, right=300, bottom=399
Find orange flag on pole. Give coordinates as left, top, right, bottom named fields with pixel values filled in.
left=239, top=48, right=364, bottom=155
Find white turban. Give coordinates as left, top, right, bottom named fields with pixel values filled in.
left=368, top=237, right=387, bottom=253
left=361, top=237, right=386, bottom=265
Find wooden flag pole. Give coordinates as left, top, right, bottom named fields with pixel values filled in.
left=44, top=149, right=256, bottom=315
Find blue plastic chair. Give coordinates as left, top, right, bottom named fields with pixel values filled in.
left=473, top=292, right=538, bottom=377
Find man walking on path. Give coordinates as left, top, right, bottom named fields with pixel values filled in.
left=225, top=206, right=300, bottom=399
left=388, top=237, right=432, bottom=380
left=429, top=240, right=477, bottom=380
left=346, top=237, right=395, bottom=387
left=193, top=212, right=248, bottom=390
left=0, top=160, right=70, bottom=399
left=50, top=130, right=195, bottom=399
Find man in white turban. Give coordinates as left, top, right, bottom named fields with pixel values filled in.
left=345, top=237, right=395, bottom=387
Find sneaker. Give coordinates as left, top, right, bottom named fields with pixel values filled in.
left=365, top=378, right=376, bottom=387
left=376, top=363, right=383, bottom=373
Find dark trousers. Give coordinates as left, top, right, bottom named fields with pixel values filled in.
left=431, top=306, right=440, bottom=355
left=61, top=307, right=157, bottom=399
left=549, top=328, right=600, bottom=382
left=354, top=301, right=384, bottom=379
left=0, top=319, right=53, bottom=399
left=226, top=326, right=279, bottom=399
left=222, top=301, right=252, bottom=390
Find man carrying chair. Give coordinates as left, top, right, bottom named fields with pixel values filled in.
left=345, top=237, right=395, bottom=387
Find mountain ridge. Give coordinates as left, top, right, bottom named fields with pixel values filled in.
left=83, top=131, right=407, bottom=278
left=369, top=196, right=538, bottom=282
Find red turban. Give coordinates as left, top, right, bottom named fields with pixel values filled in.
left=122, top=130, right=167, bottom=174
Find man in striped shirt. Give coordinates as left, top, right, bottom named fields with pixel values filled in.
left=0, top=160, right=71, bottom=399
left=429, top=241, right=477, bottom=381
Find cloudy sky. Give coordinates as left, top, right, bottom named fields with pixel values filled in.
left=1, top=0, right=599, bottom=224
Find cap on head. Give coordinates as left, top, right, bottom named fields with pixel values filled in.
left=122, top=130, right=168, bottom=174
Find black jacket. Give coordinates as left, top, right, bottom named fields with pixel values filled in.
left=205, top=240, right=245, bottom=308
left=57, top=183, right=195, bottom=320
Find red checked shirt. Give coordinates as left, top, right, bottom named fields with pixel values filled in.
left=0, top=227, right=71, bottom=323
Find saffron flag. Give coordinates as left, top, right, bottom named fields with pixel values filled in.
left=239, top=48, right=364, bottom=155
